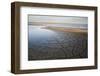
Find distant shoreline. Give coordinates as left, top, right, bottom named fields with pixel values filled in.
left=43, top=26, right=87, bottom=33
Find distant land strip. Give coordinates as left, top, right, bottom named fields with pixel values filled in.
left=43, top=26, right=87, bottom=33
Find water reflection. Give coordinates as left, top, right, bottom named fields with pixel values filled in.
left=28, top=25, right=58, bottom=48
left=28, top=25, right=88, bottom=60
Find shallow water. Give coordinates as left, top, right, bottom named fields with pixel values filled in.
left=28, top=25, right=88, bottom=60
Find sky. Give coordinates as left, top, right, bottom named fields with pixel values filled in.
left=28, top=15, right=88, bottom=28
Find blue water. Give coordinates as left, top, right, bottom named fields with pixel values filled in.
left=28, top=25, right=88, bottom=60
left=28, top=26, right=58, bottom=48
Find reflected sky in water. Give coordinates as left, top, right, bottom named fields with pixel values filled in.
left=28, top=25, right=88, bottom=60
left=28, top=25, right=58, bottom=48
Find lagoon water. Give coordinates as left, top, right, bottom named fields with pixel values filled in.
left=28, top=25, right=88, bottom=60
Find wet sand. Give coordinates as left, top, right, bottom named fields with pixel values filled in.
left=44, top=26, right=87, bottom=33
